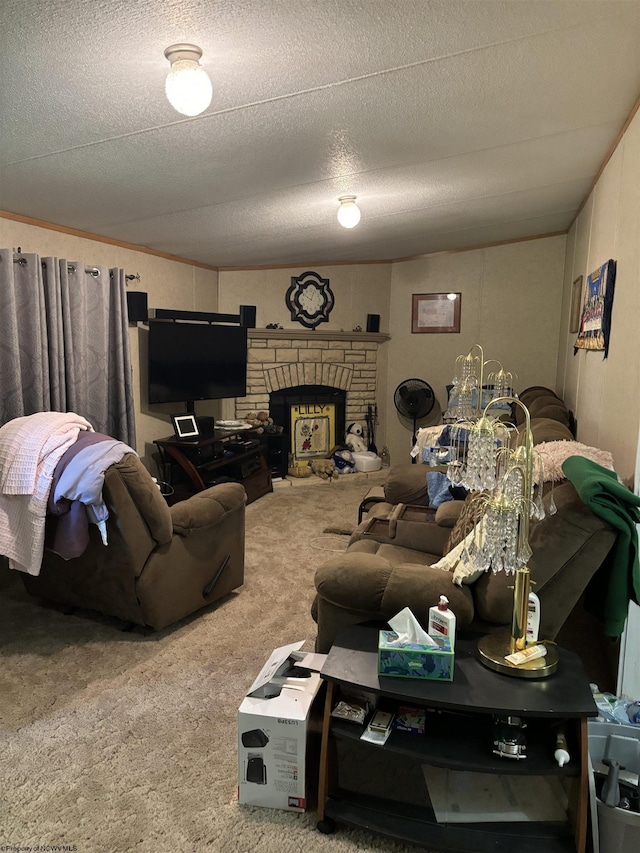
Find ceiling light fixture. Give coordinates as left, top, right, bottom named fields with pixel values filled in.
left=337, top=195, right=361, bottom=229
left=164, top=43, right=213, bottom=117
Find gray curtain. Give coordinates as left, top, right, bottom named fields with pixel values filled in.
left=0, top=248, right=136, bottom=447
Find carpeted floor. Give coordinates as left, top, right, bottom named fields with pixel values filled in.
left=1, top=470, right=438, bottom=853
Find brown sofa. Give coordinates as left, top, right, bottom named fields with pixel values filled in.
left=312, top=391, right=617, bottom=653
left=22, top=453, right=246, bottom=630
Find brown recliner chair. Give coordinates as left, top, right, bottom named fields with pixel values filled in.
left=22, top=453, right=246, bottom=630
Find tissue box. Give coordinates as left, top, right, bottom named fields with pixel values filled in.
left=378, top=630, right=454, bottom=681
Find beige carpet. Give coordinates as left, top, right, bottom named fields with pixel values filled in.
left=0, top=470, right=436, bottom=853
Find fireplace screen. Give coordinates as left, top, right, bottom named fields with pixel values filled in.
left=290, top=403, right=336, bottom=464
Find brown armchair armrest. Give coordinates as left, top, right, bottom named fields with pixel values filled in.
left=314, top=553, right=474, bottom=628
left=354, top=500, right=465, bottom=556
left=170, top=482, right=246, bottom=536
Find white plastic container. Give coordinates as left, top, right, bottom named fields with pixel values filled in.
left=351, top=451, right=382, bottom=472
left=428, top=595, right=456, bottom=649
left=589, top=720, right=640, bottom=853
left=526, top=592, right=540, bottom=644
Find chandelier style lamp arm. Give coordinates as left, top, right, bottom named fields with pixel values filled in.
left=483, top=397, right=534, bottom=654
left=475, top=396, right=559, bottom=676
left=450, top=346, right=513, bottom=421
left=482, top=396, right=534, bottom=551
left=451, top=344, right=483, bottom=420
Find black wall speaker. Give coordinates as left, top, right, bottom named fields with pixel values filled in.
left=196, top=416, right=215, bottom=439
left=366, top=313, right=380, bottom=333
left=126, top=291, right=148, bottom=323
left=239, top=305, right=257, bottom=328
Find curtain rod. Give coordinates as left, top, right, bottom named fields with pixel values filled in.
left=9, top=253, right=140, bottom=281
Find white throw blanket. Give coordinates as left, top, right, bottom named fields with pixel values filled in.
left=0, top=412, right=93, bottom=574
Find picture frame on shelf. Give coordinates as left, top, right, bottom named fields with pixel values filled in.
left=412, top=292, right=461, bottom=334
left=171, top=413, right=200, bottom=440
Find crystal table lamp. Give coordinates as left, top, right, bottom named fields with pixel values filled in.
left=456, top=397, right=559, bottom=677
left=447, top=343, right=515, bottom=423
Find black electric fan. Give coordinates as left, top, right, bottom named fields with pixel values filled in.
left=393, top=379, right=436, bottom=462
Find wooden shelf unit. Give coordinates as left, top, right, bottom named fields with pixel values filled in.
left=154, top=430, right=272, bottom=504
left=316, top=625, right=596, bottom=853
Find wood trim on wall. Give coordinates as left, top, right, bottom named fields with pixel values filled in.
left=389, top=230, right=568, bottom=264
left=0, top=210, right=567, bottom=273
left=0, top=210, right=218, bottom=271
left=570, top=92, right=640, bottom=226
left=6, top=93, right=639, bottom=275
left=218, top=258, right=393, bottom=271
left=218, top=232, right=568, bottom=270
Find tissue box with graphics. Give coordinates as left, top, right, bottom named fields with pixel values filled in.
left=378, top=630, right=454, bottom=681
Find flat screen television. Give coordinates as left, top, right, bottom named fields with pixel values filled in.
left=148, top=320, right=247, bottom=408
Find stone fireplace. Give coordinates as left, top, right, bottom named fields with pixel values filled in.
left=232, top=328, right=388, bottom=451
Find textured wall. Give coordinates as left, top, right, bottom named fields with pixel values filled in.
left=218, top=240, right=566, bottom=465
left=385, top=236, right=566, bottom=466
left=556, top=110, right=640, bottom=483
left=217, top=264, right=392, bottom=332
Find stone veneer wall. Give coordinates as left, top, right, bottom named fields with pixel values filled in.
left=234, top=330, right=389, bottom=427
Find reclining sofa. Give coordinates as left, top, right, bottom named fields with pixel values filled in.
left=312, top=387, right=618, bottom=653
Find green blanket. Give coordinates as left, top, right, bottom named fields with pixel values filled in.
left=562, top=456, right=640, bottom=637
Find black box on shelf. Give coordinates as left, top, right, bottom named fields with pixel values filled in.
left=179, top=442, right=224, bottom=465
left=196, top=416, right=215, bottom=439
left=228, top=457, right=261, bottom=480
left=227, top=439, right=260, bottom=453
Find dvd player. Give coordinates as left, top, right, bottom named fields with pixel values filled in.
left=226, top=439, right=260, bottom=453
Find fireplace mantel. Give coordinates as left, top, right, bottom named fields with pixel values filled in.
left=248, top=329, right=389, bottom=343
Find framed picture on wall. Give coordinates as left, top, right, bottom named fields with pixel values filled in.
left=569, top=275, right=583, bottom=334
left=412, top=292, right=461, bottom=334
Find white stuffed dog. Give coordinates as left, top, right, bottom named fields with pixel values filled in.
left=345, top=422, right=367, bottom=454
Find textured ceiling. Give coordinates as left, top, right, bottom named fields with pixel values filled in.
left=1, top=0, right=639, bottom=267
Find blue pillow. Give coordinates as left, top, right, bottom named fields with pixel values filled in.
left=438, top=425, right=470, bottom=447
left=426, top=471, right=455, bottom=509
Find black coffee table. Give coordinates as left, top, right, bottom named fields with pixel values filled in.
left=316, top=624, right=597, bottom=853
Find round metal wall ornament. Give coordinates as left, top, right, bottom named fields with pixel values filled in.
left=286, top=271, right=334, bottom=329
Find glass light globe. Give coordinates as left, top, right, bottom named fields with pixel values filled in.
left=165, top=59, right=213, bottom=116
left=337, top=197, right=361, bottom=229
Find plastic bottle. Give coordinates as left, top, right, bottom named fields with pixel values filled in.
left=526, top=592, right=540, bottom=644
left=428, top=595, right=456, bottom=649
left=590, top=684, right=620, bottom=722
left=554, top=730, right=570, bottom=767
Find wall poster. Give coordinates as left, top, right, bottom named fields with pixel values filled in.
left=574, top=259, right=616, bottom=357
left=290, top=403, right=336, bottom=464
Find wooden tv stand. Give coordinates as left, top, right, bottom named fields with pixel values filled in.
left=154, top=430, right=272, bottom=504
